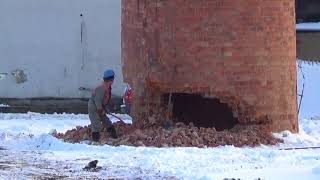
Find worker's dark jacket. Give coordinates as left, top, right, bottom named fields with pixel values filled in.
left=88, top=84, right=112, bottom=132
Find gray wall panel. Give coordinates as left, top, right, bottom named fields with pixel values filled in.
left=0, top=0, right=125, bottom=98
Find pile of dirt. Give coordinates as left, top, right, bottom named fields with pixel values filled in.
left=54, top=121, right=283, bottom=148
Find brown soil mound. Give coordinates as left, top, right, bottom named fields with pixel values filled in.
left=54, top=121, right=283, bottom=148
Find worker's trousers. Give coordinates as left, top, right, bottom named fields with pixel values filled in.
left=88, top=99, right=112, bottom=132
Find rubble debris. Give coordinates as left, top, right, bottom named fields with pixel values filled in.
left=54, top=118, right=283, bottom=148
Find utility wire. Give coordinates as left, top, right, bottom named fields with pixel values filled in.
left=297, top=60, right=306, bottom=115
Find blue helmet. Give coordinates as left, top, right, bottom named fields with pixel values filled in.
left=103, top=69, right=115, bottom=79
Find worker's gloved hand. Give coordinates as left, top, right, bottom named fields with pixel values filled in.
left=97, top=108, right=105, bottom=118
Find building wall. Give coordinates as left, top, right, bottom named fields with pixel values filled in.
left=296, top=0, right=320, bottom=23
left=0, top=0, right=125, bottom=98
left=297, top=31, right=320, bottom=62
left=122, top=0, right=298, bottom=132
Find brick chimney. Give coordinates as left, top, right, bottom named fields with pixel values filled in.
left=122, top=0, right=298, bottom=132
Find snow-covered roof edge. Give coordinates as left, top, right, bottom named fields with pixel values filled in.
left=296, top=22, right=320, bottom=31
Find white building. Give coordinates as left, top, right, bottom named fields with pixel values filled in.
left=0, top=0, right=124, bottom=99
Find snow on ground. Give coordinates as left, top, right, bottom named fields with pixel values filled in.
left=0, top=104, right=9, bottom=107
left=0, top=113, right=320, bottom=179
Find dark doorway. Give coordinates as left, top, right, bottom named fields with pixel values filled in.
left=167, top=93, right=238, bottom=131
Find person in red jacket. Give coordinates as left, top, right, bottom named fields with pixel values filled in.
left=122, top=84, right=133, bottom=114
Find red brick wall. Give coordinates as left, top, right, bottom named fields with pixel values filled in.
left=122, top=0, right=298, bottom=132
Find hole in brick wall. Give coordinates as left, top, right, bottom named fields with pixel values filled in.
left=163, top=93, right=238, bottom=131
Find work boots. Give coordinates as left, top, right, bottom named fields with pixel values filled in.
left=91, top=132, right=100, bottom=142
left=92, top=126, right=117, bottom=142
left=107, top=125, right=118, bottom=139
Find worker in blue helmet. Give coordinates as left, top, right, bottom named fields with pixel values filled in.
left=88, top=69, right=118, bottom=142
